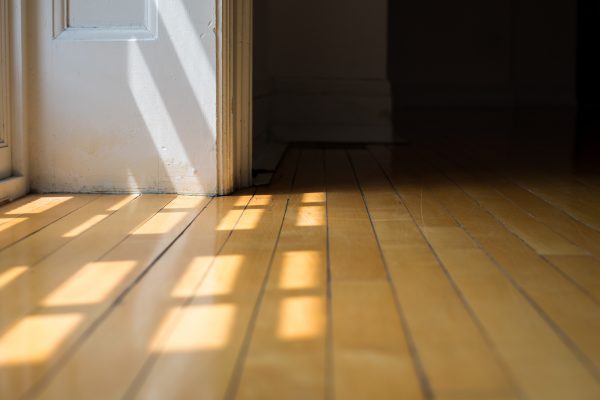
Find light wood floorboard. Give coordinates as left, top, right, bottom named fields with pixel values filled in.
left=0, top=145, right=598, bottom=400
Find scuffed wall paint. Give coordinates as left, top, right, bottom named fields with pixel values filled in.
left=28, top=0, right=218, bottom=194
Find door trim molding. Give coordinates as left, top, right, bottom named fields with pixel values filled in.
left=0, top=0, right=10, bottom=149
left=0, top=0, right=28, bottom=202
left=216, top=0, right=253, bottom=195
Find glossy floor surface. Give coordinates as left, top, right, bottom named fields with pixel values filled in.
left=1, top=145, right=600, bottom=399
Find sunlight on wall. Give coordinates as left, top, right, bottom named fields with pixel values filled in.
left=277, top=251, right=324, bottom=289
left=276, top=296, right=325, bottom=341
left=41, top=261, right=138, bottom=306
left=152, top=304, right=236, bottom=352
left=124, top=0, right=218, bottom=194
left=127, top=43, right=194, bottom=191
left=0, top=314, right=83, bottom=365
left=0, top=266, right=28, bottom=290
left=161, top=0, right=216, bottom=131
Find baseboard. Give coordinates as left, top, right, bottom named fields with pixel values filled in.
left=272, top=124, right=395, bottom=143
left=0, top=176, right=27, bottom=202
left=271, top=78, right=393, bottom=129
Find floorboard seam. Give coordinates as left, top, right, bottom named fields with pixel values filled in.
left=224, top=149, right=302, bottom=400
left=0, top=194, right=102, bottom=252
left=423, top=159, right=600, bottom=382
left=347, top=149, right=434, bottom=400
left=368, top=145, right=525, bottom=400
left=24, top=196, right=213, bottom=399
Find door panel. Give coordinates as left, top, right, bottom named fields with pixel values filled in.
left=69, top=0, right=147, bottom=28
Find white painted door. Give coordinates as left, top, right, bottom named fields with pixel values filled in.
left=0, top=0, right=11, bottom=180
left=28, top=0, right=218, bottom=194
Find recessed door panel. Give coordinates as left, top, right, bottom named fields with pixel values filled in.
left=68, top=0, right=147, bottom=29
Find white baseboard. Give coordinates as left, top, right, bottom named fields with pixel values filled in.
left=0, top=176, right=27, bottom=202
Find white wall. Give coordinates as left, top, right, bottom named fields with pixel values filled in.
left=27, top=0, right=218, bottom=194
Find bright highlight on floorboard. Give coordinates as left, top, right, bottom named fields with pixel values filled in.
left=0, top=145, right=599, bottom=399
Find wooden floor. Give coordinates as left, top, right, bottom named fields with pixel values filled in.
left=1, top=145, right=600, bottom=399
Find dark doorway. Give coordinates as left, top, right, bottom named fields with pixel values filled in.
left=576, top=0, right=600, bottom=164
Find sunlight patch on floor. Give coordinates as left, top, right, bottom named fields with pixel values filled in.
left=195, top=255, right=245, bottom=296
left=301, top=192, right=326, bottom=204
left=153, top=304, right=236, bottom=352
left=0, top=266, right=28, bottom=290
left=0, top=313, right=83, bottom=366
left=62, top=214, right=109, bottom=238
left=0, top=217, right=27, bottom=232
left=41, top=261, right=138, bottom=306
left=4, top=197, right=73, bottom=215
left=133, top=211, right=189, bottom=235
left=276, top=296, right=325, bottom=341
left=107, top=195, right=139, bottom=212
left=170, top=256, right=214, bottom=299
left=277, top=251, right=323, bottom=289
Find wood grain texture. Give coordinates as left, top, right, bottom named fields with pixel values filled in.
left=235, top=149, right=328, bottom=400
left=349, top=149, right=517, bottom=399
left=0, top=144, right=598, bottom=400
left=34, top=195, right=251, bottom=400
left=325, top=149, right=423, bottom=400
left=0, top=195, right=195, bottom=399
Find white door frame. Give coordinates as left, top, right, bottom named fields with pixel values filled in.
left=216, top=0, right=253, bottom=195
left=0, top=0, right=27, bottom=202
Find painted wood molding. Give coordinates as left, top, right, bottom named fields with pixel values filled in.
left=0, top=0, right=10, bottom=151
left=217, top=0, right=253, bottom=195
left=0, top=176, right=26, bottom=203
left=0, top=0, right=28, bottom=200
